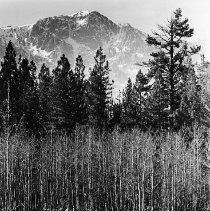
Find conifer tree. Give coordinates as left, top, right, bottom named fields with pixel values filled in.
left=146, top=8, right=200, bottom=128
left=73, top=55, right=88, bottom=125
left=121, top=78, right=136, bottom=129
left=146, top=69, right=169, bottom=130
left=38, top=63, right=53, bottom=133
left=0, top=76, right=3, bottom=131
left=109, top=92, right=123, bottom=130
left=178, top=59, right=210, bottom=128
left=87, top=47, right=113, bottom=129
left=51, top=54, right=73, bottom=131
left=51, top=54, right=89, bottom=132
left=198, top=58, right=210, bottom=109
left=0, top=40, right=22, bottom=128
left=133, top=69, right=150, bottom=129
left=19, top=59, right=39, bottom=135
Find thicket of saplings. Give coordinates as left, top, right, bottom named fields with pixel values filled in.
left=0, top=126, right=209, bottom=211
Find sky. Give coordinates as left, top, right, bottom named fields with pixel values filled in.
left=0, top=0, right=210, bottom=60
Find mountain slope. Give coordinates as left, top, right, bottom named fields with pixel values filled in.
left=0, top=11, right=153, bottom=96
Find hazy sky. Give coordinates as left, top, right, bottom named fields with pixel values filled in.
left=1, top=0, right=210, bottom=60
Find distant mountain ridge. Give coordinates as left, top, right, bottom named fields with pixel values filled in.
left=0, top=10, right=153, bottom=96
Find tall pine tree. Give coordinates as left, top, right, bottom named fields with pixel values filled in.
left=146, top=69, right=169, bottom=130
left=0, top=41, right=22, bottom=129
left=19, top=59, right=39, bottom=135
left=146, top=8, right=200, bottom=128
left=73, top=55, right=88, bottom=125
left=51, top=54, right=73, bottom=131
left=178, top=58, right=210, bottom=128
left=121, top=78, right=136, bottom=129
left=133, top=69, right=150, bottom=129
left=87, top=47, right=113, bottom=129
left=38, top=63, right=53, bottom=133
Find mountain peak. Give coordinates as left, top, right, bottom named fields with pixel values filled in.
left=0, top=10, right=152, bottom=97
left=69, top=10, right=105, bottom=19
left=69, top=10, right=91, bottom=18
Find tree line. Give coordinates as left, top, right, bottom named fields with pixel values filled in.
left=0, top=8, right=209, bottom=136
left=0, top=43, right=114, bottom=135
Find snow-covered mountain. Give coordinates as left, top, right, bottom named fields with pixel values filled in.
left=0, top=11, right=153, bottom=96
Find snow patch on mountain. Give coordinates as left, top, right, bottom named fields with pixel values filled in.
left=69, top=11, right=90, bottom=18
left=136, top=53, right=144, bottom=57
left=2, top=26, right=12, bottom=30
left=118, top=64, right=126, bottom=68
left=28, top=24, right=34, bottom=30
left=122, top=46, right=130, bottom=52
left=77, top=19, right=87, bottom=26
left=14, top=33, right=17, bottom=39
left=18, top=24, right=34, bottom=30
left=30, top=44, right=52, bottom=58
